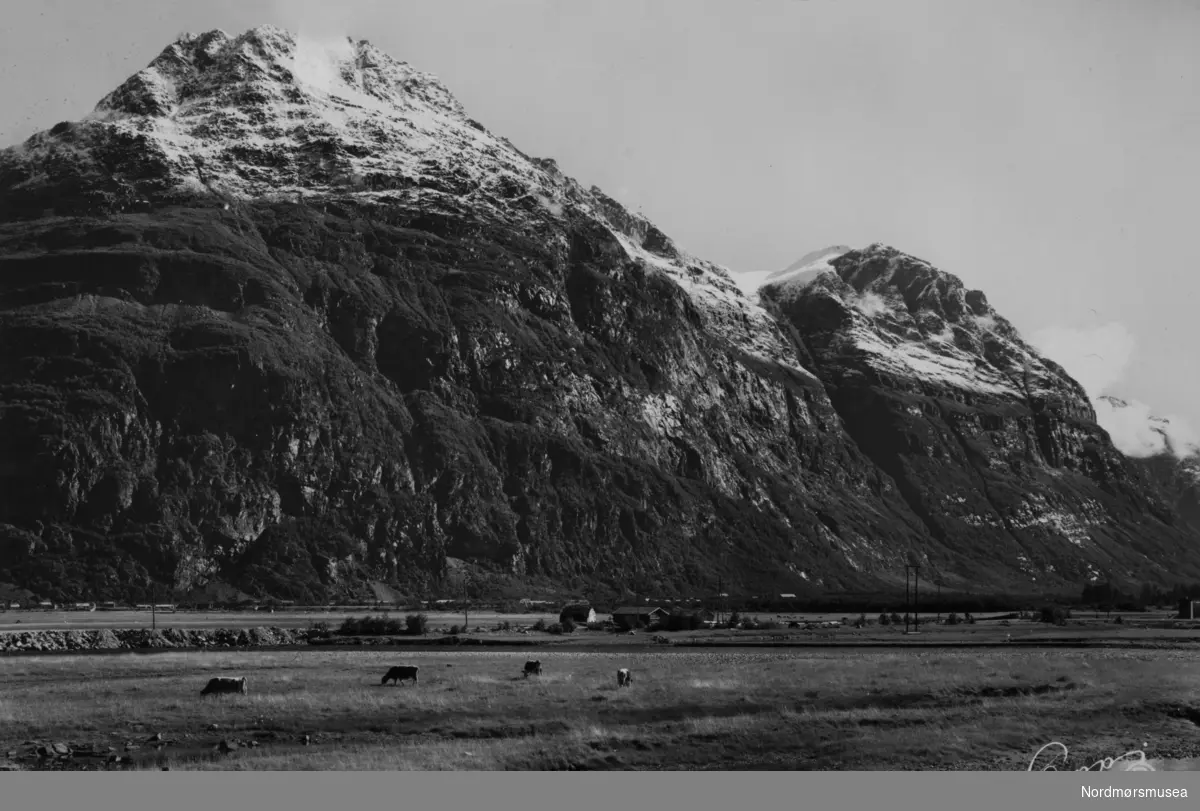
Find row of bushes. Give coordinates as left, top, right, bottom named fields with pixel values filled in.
left=329, top=613, right=590, bottom=637
left=324, top=606, right=1096, bottom=638
left=333, top=613, right=429, bottom=637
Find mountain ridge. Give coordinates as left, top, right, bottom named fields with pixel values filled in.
left=1, top=25, right=1198, bottom=603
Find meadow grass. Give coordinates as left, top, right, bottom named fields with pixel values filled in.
left=2, top=648, right=1199, bottom=770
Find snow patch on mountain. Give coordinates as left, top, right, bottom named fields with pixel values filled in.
left=604, top=228, right=821, bottom=380
left=730, top=245, right=850, bottom=299
left=774, top=245, right=1078, bottom=399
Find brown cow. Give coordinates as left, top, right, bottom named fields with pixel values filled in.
left=522, top=660, right=542, bottom=678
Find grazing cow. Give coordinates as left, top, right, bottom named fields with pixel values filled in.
left=201, top=676, right=248, bottom=697
left=523, top=660, right=542, bottom=678
left=617, top=668, right=632, bottom=687
left=381, top=665, right=420, bottom=685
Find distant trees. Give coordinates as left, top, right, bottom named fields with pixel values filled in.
left=1038, top=606, right=1070, bottom=626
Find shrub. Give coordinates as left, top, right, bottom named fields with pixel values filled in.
left=547, top=622, right=565, bottom=635
left=405, top=613, right=428, bottom=636
left=1038, top=606, right=1069, bottom=626
left=878, top=613, right=891, bottom=626
left=585, top=621, right=605, bottom=631
left=945, top=612, right=961, bottom=625
left=448, top=624, right=461, bottom=635
left=560, top=616, right=576, bottom=633
left=337, top=614, right=404, bottom=636
left=308, top=620, right=331, bottom=638
left=531, top=618, right=546, bottom=632
left=890, top=612, right=902, bottom=625
left=728, top=610, right=741, bottom=627
left=1114, top=615, right=1124, bottom=625
left=965, top=612, right=975, bottom=624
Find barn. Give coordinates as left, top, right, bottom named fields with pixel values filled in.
left=611, top=606, right=668, bottom=631
left=559, top=603, right=597, bottom=625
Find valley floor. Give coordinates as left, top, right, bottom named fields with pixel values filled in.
left=3, top=647, right=1200, bottom=770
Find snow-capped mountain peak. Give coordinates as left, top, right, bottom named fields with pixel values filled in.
left=0, top=25, right=819, bottom=381
left=730, top=245, right=851, bottom=298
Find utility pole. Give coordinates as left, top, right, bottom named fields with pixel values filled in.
left=914, top=565, right=919, bottom=630
left=904, top=564, right=920, bottom=632
left=936, top=578, right=942, bottom=623
left=462, top=572, right=470, bottom=633
left=151, top=582, right=157, bottom=633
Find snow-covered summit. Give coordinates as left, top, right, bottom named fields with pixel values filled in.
left=730, top=245, right=851, bottom=298
left=7, top=24, right=542, bottom=210
left=771, top=243, right=1095, bottom=404
left=0, top=25, right=815, bottom=379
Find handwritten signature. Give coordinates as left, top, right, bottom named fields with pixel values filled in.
left=1028, top=741, right=1156, bottom=772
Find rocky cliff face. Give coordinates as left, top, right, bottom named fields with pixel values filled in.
left=1, top=26, right=1198, bottom=603
left=762, top=246, right=1200, bottom=589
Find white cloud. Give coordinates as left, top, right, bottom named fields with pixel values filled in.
left=1030, top=322, right=1198, bottom=459
left=1092, top=397, right=1200, bottom=458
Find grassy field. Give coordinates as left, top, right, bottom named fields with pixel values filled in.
left=3, top=646, right=1200, bottom=771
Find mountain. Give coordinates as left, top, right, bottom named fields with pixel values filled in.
left=730, top=246, right=851, bottom=299
left=1095, top=396, right=1200, bottom=534
left=1, top=25, right=1198, bottom=604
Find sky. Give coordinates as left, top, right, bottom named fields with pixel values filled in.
left=1, top=0, right=1198, bottom=457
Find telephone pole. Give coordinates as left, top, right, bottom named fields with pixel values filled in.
left=905, top=567, right=910, bottom=633
left=904, top=564, right=920, bottom=632
left=914, top=566, right=920, bottom=630
left=462, top=572, right=470, bottom=633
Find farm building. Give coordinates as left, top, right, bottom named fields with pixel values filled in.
left=1178, top=599, right=1200, bottom=620
left=611, top=606, right=668, bottom=630
left=664, top=607, right=715, bottom=630
left=559, top=603, right=597, bottom=624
